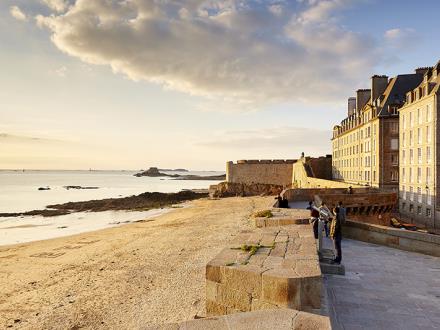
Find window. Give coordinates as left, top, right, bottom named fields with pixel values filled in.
left=402, top=132, right=406, bottom=146
left=391, top=139, right=398, bottom=150
left=390, top=122, right=398, bottom=133
left=410, top=186, right=414, bottom=201
left=427, top=190, right=432, bottom=205
left=427, top=104, right=432, bottom=122
left=418, top=148, right=422, bottom=164
left=410, top=112, right=414, bottom=127
left=402, top=202, right=406, bottom=210
left=410, top=149, right=414, bottom=164
left=426, top=208, right=432, bottom=217
left=409, top=168, right=413, bottom=183
left=426, top=167, right=431, bottom=184
left=402, top=168, right=406, bottom=182
left=410, top=130, right=413, bottom=146
left=427, top=126, right=431, bottom=142
left=402, top=114, right=406, bottom=129
left=391, top=154, right=398, bottom=165
left=402, top=150, right=406, bottom=164
left=418, top=108, right=422, bottom=124
left=418, top=128, right=422, bottom=144
left=427, top=146, right=431, bottom=163
left=409, top=204, right=414, bottom=212
left=391, top=170, right=398, bottom=182
left=417, top=167, right=421, bottom=183
left=417, top=187, right=422, bottom=203
left=401, top=185, right=406, bottom=199
left=417, top=206, right=422, bottom=215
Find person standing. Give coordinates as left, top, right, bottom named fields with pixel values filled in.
left=331, top=207, right=343, bottom=264
left=319, top=202, right=331, bottom=237
left=307, top=201, right=320, bottom=239
left=338, top=201, right=346, bottom=225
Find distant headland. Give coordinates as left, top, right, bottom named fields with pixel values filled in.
left=134, top=167, right=225, bottom=181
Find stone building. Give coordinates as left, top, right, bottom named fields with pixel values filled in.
left=332, top=71, right=424, bottom=190
left=398, top=61, right=440, bottom=230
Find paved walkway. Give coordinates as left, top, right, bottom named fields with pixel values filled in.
left=324, top=238, right=440, bottom=330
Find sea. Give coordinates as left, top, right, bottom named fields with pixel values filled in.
left=0, top=170, right=224, bottom=245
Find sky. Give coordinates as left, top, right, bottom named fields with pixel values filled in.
left=1, top=0, right=439, bottom=170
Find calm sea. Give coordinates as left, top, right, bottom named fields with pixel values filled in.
left=0, top=170, right=224, bottom=213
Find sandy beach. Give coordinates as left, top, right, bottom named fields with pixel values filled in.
left=0, top=196, right=272, bottom=329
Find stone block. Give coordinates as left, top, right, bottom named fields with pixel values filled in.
left=206, top=280, right=219, bottom=301
left=226, top=309, right=298, bottom=329
left=270, top=242, right=287, bottom=258
left=320, top=261, right=345, bottom=275
left=217, top=284, right=252, bottom=312
left=206, top=299, right=227, bottom=316
left=262, top=268, right=301, bottom=308
left=221, top=264, right=264, bottom=298
left=250, top=298, right=278, bottom=311
left=300, top=276, right=322, bottom=310
left=293, top=311, right=331, bottom=330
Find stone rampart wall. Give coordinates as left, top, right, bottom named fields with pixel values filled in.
left=292, top=159, right=363, bottom=189
left=206, top=224, right=322, bottom=316
left=226, top=160, right=295, bottom=186
left=343, top=220, right=440, bottom=257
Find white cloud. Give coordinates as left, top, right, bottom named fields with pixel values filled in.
left=54, top=66, right=68, bottom=77
left=35, top=0, right=378, bottom=108
left=41, top=0, right=69, bottom=13
left=384, top=28, right=417, bottom=49
left=10, top=6, right=27, bottom=21
left=198, top=126, right=331, bottom=156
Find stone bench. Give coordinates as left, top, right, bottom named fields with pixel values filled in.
left=254, top=208, right=310, bottom=228
left=147, top=308, right=330, bottom=330
left=206, top=224, right=322, bottom=316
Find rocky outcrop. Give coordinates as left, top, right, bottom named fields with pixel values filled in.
left=134, top=167, right=167, bottom=177
left=134, top=167, right=225, bottom=180
left=211, top=182, right=283, bottom=198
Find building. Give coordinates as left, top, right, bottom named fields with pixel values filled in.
left=398, top=61, right=440, bottom=231
left=332, top=71, right=424, bottom=190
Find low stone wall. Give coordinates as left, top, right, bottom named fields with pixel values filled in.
left=147, top=308, right=331, bottom=330
left=226, top=160, right=295, bottom=186
left=343, top=220, right=440, bottom=257
left=281, top=188, right=397, bottom=226
left=254, top=208, right=309, bottom=228
left=211, top=182, right=283, bottom=198
left=206, top=224, right=322, bottom=316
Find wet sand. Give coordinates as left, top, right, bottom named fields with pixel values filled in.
left=0, top=196, right=272, bottom=329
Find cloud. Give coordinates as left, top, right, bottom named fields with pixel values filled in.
left=54, top=65, right=68, bottom=77
left=0, top=133, right=64, bottom=144
left=35, top=0, right=378, bottom=108
left=41, top=0, right=69, bottom=13
left=384, top=28, right=418, bottom=49
left=10, top=6, right=27, bottom=21
left=198, top=126, right=331, bottom=155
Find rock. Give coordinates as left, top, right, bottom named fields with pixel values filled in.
left=134, top=167, right=166, bottom=177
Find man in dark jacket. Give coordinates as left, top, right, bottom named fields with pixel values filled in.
left=307, top=201, right=320, bottom=239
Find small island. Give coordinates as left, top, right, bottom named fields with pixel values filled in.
left=134, top=167, right=225, bottom=181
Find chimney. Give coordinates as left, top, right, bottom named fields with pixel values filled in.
left=356, top=89, right=370, bottom=111
left=371, top=75, right=388, bottom=102
left=347, top=97, right=356, bottom=116
left=415, top=67, right=431, bottom=75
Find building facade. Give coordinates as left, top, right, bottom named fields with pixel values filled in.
left=332, top=72, right=424, bottom=190
left=398, top=61, right=440, bottom=230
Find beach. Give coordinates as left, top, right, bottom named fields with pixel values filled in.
left=0, top=196, right=272, bottom=329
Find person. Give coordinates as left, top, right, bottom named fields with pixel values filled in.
left=275, top=194, right=282, bottom=208
left=319, top=202, right=331, bottom=237
left=281, top=197, right=289, bottom=208
left=330, top=206, right=343, bottom=264
left=347, top=186, right=353, bottom=194
left=307, top=201, right=320, bottom=239
left=338, top=201, right=346, bottom=225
